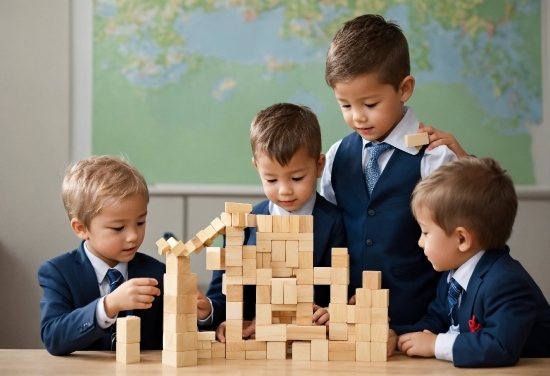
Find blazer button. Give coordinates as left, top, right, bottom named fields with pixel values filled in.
left=366, top=239, right=373, bottom=246
left=368, top=209, right=375, bottom=216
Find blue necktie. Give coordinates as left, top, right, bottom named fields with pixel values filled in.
left=447, top=278, right=463, bottom=326
left=365, top=142, right=393, bottom=195
left=106, top=268, right=125, bottom=350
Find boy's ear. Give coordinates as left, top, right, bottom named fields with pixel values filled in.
left=251, top=157, right=258, bottom=170
left=70, top=218, right=89, bottom=240
left=455, top=226, right=475, bottom=253
left=399, top=75, right=415, bottom=103
left=316, top=154, right=326, bottom=178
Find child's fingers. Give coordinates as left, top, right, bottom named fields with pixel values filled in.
left=348, top=295, right=356, bottom=305
left=131, top=277, right=159, bottom=286
left=216, top=323, right=227, bottom=343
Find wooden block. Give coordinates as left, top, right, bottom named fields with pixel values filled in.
left=184, top=239, right=202, bottom=256
left=162, top=349, right=197, bottom=367
left=116, top=342, right=139, bottom=363
left=331, top=268, right=349, bottom=285
left=272, top=216, right=282, bottom=232
left=226, top=266, right=242, bottom=276
left=231, top=212, right=246, bottom=227
left=285, top=241, right=298, bottom=268
left=271, top=278, right=285, bottom=304
left=328, top=341, right=355, bottom=361
left=271, top=261, right=293, bottom=277
left=298, top=251, right=313, bottom=269
left=356, top=323, right=371, bottom=342
left=210, top=217, right=226, bottom=234
left=164, top=273, right=197, bottom=296
left=298, top=239, right=314, bottom=252
left=246, top=350, right=267, bottom=359
left=347, top=305, right=356, bottom=323
left=287, top=324, right=326, bottom=340
left=266, top=341, right=286, bottom=359
left=206, top=247, right=225, bottom=270
left=197, top=349, right=212, bottom=359
left=186, top=313, right=197, bottom=332
left=195, top=230, right=210, bottom=245
left=256, top=285, right=271, bottom=304
left=226, top=236, right=244, bottom=246
left=197, top=331, right=216, bottom=341
left=362, top=271, right=382, bottom=289
left=164, top=313, right=188, bottom=332
left=163, top=331, right=197, bottom=352
left=203, top=225, right=219, bottom=242
left=220, top=212, right=232, bottom=227
left=372, top=289, right=389, bottom=308
left=271, top=240, right=286, bottom=262
left=116, top=316, right=140, bottom=344
left=311, top=339, right=329, bottom=361
left=166, top=252, right=191, bottom=275
left=256, top=240, right=271, bottom=253
left=371, top=341, right=387, bottom=361
left=404, top=132, right=429, bottom=148
left=356, top=306, right=372, bottom=324
left=283, top=283, right=297, bottom=304
left=255, top=304, right=272, bottom=325
left=371, top=307, right=388, bottom=324
left=164, top=294, right=196, bottom=314
left=347, top=323, right=356, bottom=342
left=328, top=322, right=347, bottom=341
left=298, top=215, right=313, bottom=233
left=356, top=288, right=372, bottom=307
left=225, top=245, right=243, bottom=267
left=313, top=267, right=331, bottom=285
left=280, top=215, right=290, bottom=233
left=332, top=253, right=349, bottom=268
left=190, top=235, right=206, bottom=252
left=156, top=238, right=171, bottom=255
left=329, top=303, right=347, bottom=323
left=297, top=285, right=313, bottom=303
left=256, top=252, right=263, bottom=268
left=272, top=304, right=297, bottom=312
left=289, top=215, right=300, bottom=233
left=242, top=245, right=257, bottom=259
left=257, top=269, right=272, bottom=285
left=197, top=340, right=211, bottom=350
left=292, top=341, right=311, bottom=360
left=211, top=342, right=226, bottom=358
left=330, top=285, right=348, bottom=304
left=225, top=275, right=243, bottom=285
left=256, top=215, right=272, bottom=232
left=225, top=340, right=246, bottom=352
left=257, top=232, right=312, bottom=241
left=225, top=320, right=243, bottom=341
left=296, top=268, right=313, bottom=285
left=242, top=258, right=257, bottom=285
left=356, top=341, right=371, bottom=362
left=245, top=213, right=256, bottom=228
left=262, top=253, right=271, bottom=269
left=222, top=273, right=226, bottom=295
left=167, top=237, right=187, bottom=257
left=226, top=350, right=245, bottom=360
left=245, top=339, right=267, bottom=351
left=225, top=202, right=252, bottom=214
left=226, top=302, right=243, bottom=320
left=226, top=284, right=243, bottom=302
left=371, top=323, right=389, bottom=342
left=255, top=324, right=287, bottom=342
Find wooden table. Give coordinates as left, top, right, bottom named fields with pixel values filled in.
left=0, top=350, right=548, bottom=375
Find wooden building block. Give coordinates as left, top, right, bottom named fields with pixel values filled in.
left=311, top=339, right=329, bottom=361
left=331, top=268, right=349, bottom=285
left=328, top=341, right=356, bottom=361
left=246, top=350, right=267, bottom=359
left=225, top=320, right=243, bottom=341
left=190, top=235, right=206, bottom=252
left=280, top=215, right=290, bottom=233
left=255, top=304, right=272, bottom=325
left=299, top=215, right=313, bottom=233
left=156, top=238, right=171, bottom=255
left=297, top=285, right=313, bottom=303
left=298, top=240, right=314, bottom=252
left=285, top=240, right=299, bottom=268
left=283, top=283, right=297, bottom=305
left=226, top=302, right=243, bottom=320
left=220, top=212, right=232, bottom=227
left=271, top=261, right=293, bottom=278
left=257, top=232, right=312, bottom=241
left=226, top=284, right=243, bottom=302
left=226, top=236, right=244, bottom=246
left=356, top=288, right=372, bottom=307
left=206, top=247, right=225, bottom=270
left=289, top=215, right=300, bottom=233
left=226, top=350, right=245, bottom=360
left=330, top=285, right=348, bottom=304
left=211, top=342, right=226, bottom=358
left=331, top=247, right=348, bottom=255
left=245, top=213, right=256, bottom=228
left=184, top=239, right=202, bottom=256
left=242, top=245, right=257, bottom=259
left=347, top=323, right=356, bottom=341
left=356, top=341, right=371, bottom=362
left=166, top=252, right=191, bottom=275
left=356, top=306, right=372, bottom=324
left=225, top=202, right=252, bottom=214
left=226, top=266, right=243, bottom=276
left=296, top=268, right=313, bottom=285
left=355, top=323, right=371, bottom=342
left=197, top=331, right=216, bottom=341
left=210, top=217, right=226, bottom=234
left=272, top=304, right=297, bottom=312
left=332, top=253, right=349, bottom=268
left=298, top=251, right=313, bottom=269
left=371, top=323, right=389, bottom=342
left=203, top=225, right=219, bottom=242
left=256, top=285, right=271, bottom=304
left=197, top=349, right=212, bottom=359
left=266, top=341, right=286, bottom=359
left=116, top=342, right=140, bottom=364
left=255, top=324, right=287, bottom=342
left=286, top=324, right=326, bottom=340
left=347, top=304, right=357, bottom=323
left=371, top=307, right=388, bottom=324
left=163, top=331, right=198, bottom=352
left=116, top=316, right=140, bottom=344
left=195, top=230, right=211, bottom=246
left=166, top=237, right=187, bottom=257
left=231, top=212, right=246, bottom=227
left=404, top=132, right=429, bottom=148
left=257, top=269, right=272, bottom=285
left=272, top=240, right=286, bottom=262
left=271, top=278, right=285, bottom=304
left=263, top=253, right=271, bottom=269
left=272, top=216, right=282, bottom=232
left=256, top=215, right=272, bottom=232
left=163, top=313, right=188, bottom=332
left=164, top=273, right=197, bottom=296
left=362, top=271, right=382, bottom=289
left=164, top=295, right=196, bottom=314
left=223, top=225, right=243, bottom=238
left=372, top=289, right=389, bottom=308
left=329, top=303, right=348, bottom=323
left=186, top=313, right=197, bottom=332
left=162, top=350, right=197, bottom=367
left=225, top=275, right=243, bottom=285
left=371, top=341, right=387, bottom=361
left=225, top=340, right=246, bottom=352
left=242, top=258, right=257, bottom=285
left=328, top=322, right=347, bottom=341
left=314, top=267, right=331, bottom=285
left=292, top=341, right=311, bottom=361
left=245, top=339, right=267, bottom=351
left=225, top=245, right=243, bottom=267
left=256, top=240, right=271, bottom=253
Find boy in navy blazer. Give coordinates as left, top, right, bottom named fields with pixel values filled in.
left=391, top=157, right=550, bottom=367
left=200, top=103, right=346, bottom=341
left=38, top=156, right=165, bottom=355
left=321, top=14, right=468, bottom=331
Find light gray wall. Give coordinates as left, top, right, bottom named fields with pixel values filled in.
left=0, top=1, right=548, bottom=351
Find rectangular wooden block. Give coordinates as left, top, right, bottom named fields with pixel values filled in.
left=280, top=215, right=290, bottom=233
left=289, top=215, right=300, bottom=233
left=330, top=285, right=348, bottom=304
left=225, top=245, right=243, bottom=267
left=372, top=289, right=389, bottom=308
left=292, top=341, right=311, bottom=361
left=356, top=341, right=371, bottom=362
left=255, top=304, right=272, bottom=325
left=164, top=273, right=197, bottom=296
left=362, top=271, right=382, bottom=289
left=314, top=267, right=331, bottom=285
left=297, top=285, right=314, bottom=303
left=231, top=212, right=246, bottom=227
left=257, top=269, right=272, bottom=285
left=211, top=342, right=226, bottom=358
left=347, top=323, right=356, bottom=342
left=371, top=323, right=389, bottom=342
left=195, top=230, right=210, bottom=245
left=197, top=349, right=212, bottom=359
left=164, top=294, right=196, bottom=314
left=226, top=236, right=244, bottom=246
left=162, top=350, right=197, bottom=367
left=331, top=267, right=349, bottom=285
left=116, top=342, right=140, bottom=364
left=356, top=306, right=372, bottom=324
left=242, top=258, right=257, bottom=285
left=245, top=213, right=256, bottom=228
left=256, top=240, right=271, bottom=253
left=257, top=232, right=312, bottom=241
left=226, top=302, right=243, bottom=320
left=242, top=245, right=257, bottom=259
left=271, top=261, right=293, bottom=277
left=163, top=313, right=188, bottom=332
left=163, top=331, right=197, bottom=352
left=271, top=278, right=285, bottom=304
left=371, top=307, right=388, bottom=324
left=225, top=266, right=242, bottom=276
left=206, top=247, right=225, bottom=270
left=371, top=341, right=387, bottom=362
left=271, top=240, right=286, bottom=262
left=197, top=331, right=216, bottom=341
left=226, top=350, right=245, bottom=360
left=226, top=284, right=243, bottom=302
left=347, top=304, right=356, bottom=323
left=220, top=212, right=232, bottom=226
left=156, top=238, right=171, bottom=255
left=272, top=216, right=282, bottom=232
left=404, top=132, right=429, bottom=148
left=225, top=202, right=253, bottom=214
left=116, top=316, right=140, bottom=344
left=328, top=322, right=348, bottom=341
left=255, top=324, right=287, bottom=342
left=271, top=304, right=297, bottom=312
left=204, top=225, right=219, bottom=241
left=356, top=288, right=372, bottom=307
left=311, top=339, right=329, bottom=361
left=298, top=251, right=313, bottom=269
left=166, top=252, right=191, bottom=275
left=225, top=275, right=243, bottom=285
left=210, top=217, right=226, bottom=234
left=285, top=240, right=299, bottom=268
left=328, top=341, right=356, bottom=361
left=298, top=215, right=313, bottom=233
left=246, top=350, right=267, bottom=359
left=332, top=253, right=349, bottom=268
left=266, top=341, right=286, bottom=359
left=283, top=283, right=297, bottom=305
left=286, top=324, right=326, bottom=340
left=356, top=323, right=371, bottom=342
left=225, top=340, right=246, bottom=352
left=298, top=240, right=313, bottom=252
left=256, top=285, right=271, bottom=304
left=296, top=268, right=313, bottom=285
left=167, top=237, right=186, bottom=257
left=225, top=320, right=243, bottom=341
left=245, top=339, right=267, bottom=351
left=329, top=303, right=348, bottom=323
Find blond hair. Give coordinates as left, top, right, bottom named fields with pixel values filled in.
left=250, top=103, right=322, bottom=166
left=412, top=157, right=517, bottom=250
left=61, top=155, right=149, bottom=227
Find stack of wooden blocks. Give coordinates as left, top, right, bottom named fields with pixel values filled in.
left=116, top=316, right=141, bottom=363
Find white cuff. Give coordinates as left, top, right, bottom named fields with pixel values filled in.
left=197, top=297, right=214, bottom=327
left=434, top=332, right=459, bottom=361
left=96, top=296, right=117, bottom=329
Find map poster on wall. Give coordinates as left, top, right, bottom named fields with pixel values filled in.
left=92, top=0, right=544, bottom=186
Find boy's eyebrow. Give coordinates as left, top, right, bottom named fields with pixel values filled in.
left=106, top=211, right=148, bottom=223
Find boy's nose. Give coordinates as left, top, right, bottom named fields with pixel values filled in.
left=352, top=108, right=367, bottom=123
left=126, top=228, right=139, bottom=242
left=418, top=236, right=424, bottom=248
left=278, top=183, right=292, bottom=196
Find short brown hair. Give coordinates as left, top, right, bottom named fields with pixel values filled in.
left=250, top=103, right=322, bottom=166
left=411, top=157, right=517, bottom=250
left=61, top=155, right=149, bottom=227
left=325, top=14, right=410, bottom=89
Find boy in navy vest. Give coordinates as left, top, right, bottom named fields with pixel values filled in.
left=200, top=103, right=346, bottom=341
left=392, top=157, right=550, bottom=367
left=321, top=14, right=468, bottom=334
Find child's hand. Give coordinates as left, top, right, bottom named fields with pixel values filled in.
left=397, top=329, right=437, bottom=358
left=215, top=321, right=227, bottom=343
left=418, top=123, right=468, bottom=158
left=312, top=304, right=330, bottom=325
left=104, top=278, right=160, bottom=318
left=348, top=295, right=356, bottom=305
left=387, top=329, right=398, bottom=357
left=242, top=319, right=256, bottom=339
left=197, top=289, right=212, bottom=320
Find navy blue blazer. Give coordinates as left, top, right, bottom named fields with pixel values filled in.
left=38, top=241, right=165, bottom=355
left=205, top=193, right=346, bottom=330
left=391, top=247, right=550, bottom=367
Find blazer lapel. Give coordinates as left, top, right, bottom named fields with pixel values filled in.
left=73, top=241, right=102, bottom=305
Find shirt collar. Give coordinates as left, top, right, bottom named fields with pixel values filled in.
left=361, top=106, right=421, bottom=155
left=448, top=251, right=485, bottom=291
left=83, top=241, right=128, bottom=283
left=268, top=191, right=316, bottom=215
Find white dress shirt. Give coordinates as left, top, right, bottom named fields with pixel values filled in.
left=84, top=242, right=128, bottom=329
left=320, top=107, right=457, bottom=205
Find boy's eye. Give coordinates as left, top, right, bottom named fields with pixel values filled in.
left=340, top=104, right=351, bottom=109
left=422, top=232, right=428, bottom=236
left=292, top=176, right=304, bottom=182
left=266, top=179, right=277, bottom=183
left=111, top=226, right=124, bottom=232
left=365, top=103, right=377, bottom=108
left=137, top=221, right=146, bottom=226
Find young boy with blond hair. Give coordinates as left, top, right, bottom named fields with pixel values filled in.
left=392, top=157, right=550, bottom=367
left=321, top=14, right=468, bottom=327
left=38, top=156, right=165, bottom=355
left=200, top=103, right=346, bottom=340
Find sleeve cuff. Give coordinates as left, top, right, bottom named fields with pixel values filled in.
left=434, top=332, right=459, bottom=361
left=96, top=296, right=117, bottom=329
left=197, top=297, right=214, bottom=327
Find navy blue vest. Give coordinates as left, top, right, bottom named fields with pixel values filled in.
left=332, top=132, right=439, bottom=325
